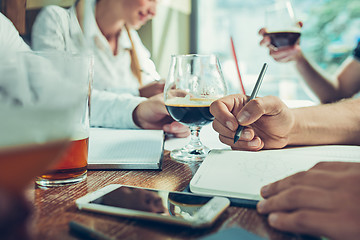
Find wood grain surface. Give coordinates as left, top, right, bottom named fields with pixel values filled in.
left=29, top=151, right=318, bottom=240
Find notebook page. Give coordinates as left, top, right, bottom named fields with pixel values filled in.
left=88, top=128, right=164, bottom=164
left=190, top=145, right=360, bottom=200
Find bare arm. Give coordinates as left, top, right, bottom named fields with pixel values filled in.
left=210, top=95, right=360, bottom=151
left=289, top=97, right=360, bottom=145
left=336, top=58, right=360, bottom=99
left=295, top=55, right=360, bottom=103
left=259, top=28, right=360, bottom=103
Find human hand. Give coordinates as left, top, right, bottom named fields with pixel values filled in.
left=259, top=23, right=303, bottom=63
left=257, top=162, right=360, bottom=240
left=139, top=80, right=165, bottom=98
left=210, top=94, right=295, bottom=150
left=133, top=93, right=190, bottom=138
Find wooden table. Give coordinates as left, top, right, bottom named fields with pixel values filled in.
left=30, top=151, right=318, bottom=240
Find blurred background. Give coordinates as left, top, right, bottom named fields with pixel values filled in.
left=1, top=0, right=359, bottom=102
left=194, top=0, right=360, bottom=100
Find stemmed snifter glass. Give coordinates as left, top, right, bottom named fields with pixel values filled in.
left=164, top=54, right=227, bottom=162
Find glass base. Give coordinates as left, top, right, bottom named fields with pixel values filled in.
left=35, top=172, right=87, bottom=187
left=170, top=145, right=210, bottom=162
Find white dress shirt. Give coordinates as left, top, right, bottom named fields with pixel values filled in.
left=31, top=2, right=160, bottom=129
left=0, top=13, right=30, bottom=52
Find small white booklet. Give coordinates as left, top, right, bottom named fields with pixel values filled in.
left=190, top=145, right=360, bottom=200
left=88, top=128, right=164, bottom=170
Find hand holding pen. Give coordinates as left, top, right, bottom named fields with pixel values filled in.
left=210, top=63, right=296, bottom=151
left=233, top=63, right=268, bottom=143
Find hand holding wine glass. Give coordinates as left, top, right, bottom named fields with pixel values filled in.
left=264, top=1, right=301, bottom=49
left=164, top=54, right=227, bottom=162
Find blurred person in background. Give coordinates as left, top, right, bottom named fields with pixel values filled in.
left=0, top=13, right=29, bottom=52
left=0, top=8, right=186, bottom=240
left=31, top=0, right=189, bottom=137
left=32, top=0, right=188, bottom=137
left=259, top=27, right=360, bottom=104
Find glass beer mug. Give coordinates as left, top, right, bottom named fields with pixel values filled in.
left=32, top=52, right=93, bottom=187
left=0, top=51, right=92, bottom=190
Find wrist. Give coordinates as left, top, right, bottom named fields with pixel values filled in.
left=294, top=50, right=308, bottom=67
left=294, top=48, right=305, bottom=63
left=132, top=105, right=143, bottom=128
left=287, top=108, right=303, bottom=146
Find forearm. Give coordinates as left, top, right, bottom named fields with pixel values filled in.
left=288, top=98, right=360, bottom=146
left=90, top=89, right=146, bottom=129
left=295, top=54, right=341, bottom=103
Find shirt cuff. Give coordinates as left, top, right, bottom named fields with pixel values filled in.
left=90, top=90, right=147, bottom=129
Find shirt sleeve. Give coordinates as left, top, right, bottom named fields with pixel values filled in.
left=0, top=13, right=30, bottom=52
left=90, top=89, right=147, bottom=129
left=31, top=7, right=147, bottom=129
left=31, top=6, right=68, bottom=51
left=353, top=40, right=360, bottom=62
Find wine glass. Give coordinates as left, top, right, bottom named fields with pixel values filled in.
left=164, top=54, right=227, bottom=162
left=265, top=0, right=301, bottom=48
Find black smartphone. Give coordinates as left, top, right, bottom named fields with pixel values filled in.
left=76, top=184, right=230, bottom=228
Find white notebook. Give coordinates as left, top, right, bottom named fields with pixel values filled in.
left=88, top=128, right=164, bottom=170
left=190, top=145, right=360, bottom=200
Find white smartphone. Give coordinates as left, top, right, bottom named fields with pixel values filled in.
left=76, top=184, right=230, bottom=228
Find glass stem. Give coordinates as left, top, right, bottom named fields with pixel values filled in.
left=188, top=126, right=203, bottom=149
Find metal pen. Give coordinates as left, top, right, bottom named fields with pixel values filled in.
left=233, top=63, right=268, bottom=144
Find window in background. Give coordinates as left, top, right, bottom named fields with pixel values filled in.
left=195, top=0, right=360, bottom=102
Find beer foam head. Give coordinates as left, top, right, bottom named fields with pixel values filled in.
left=165, top=95, right=216, bottom=107
left=0, top=51, right=90, bottom=148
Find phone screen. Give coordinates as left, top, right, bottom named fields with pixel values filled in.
left=90, top=186, right=212, bottom=220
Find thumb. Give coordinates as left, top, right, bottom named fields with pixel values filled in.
left=236, top=96, right=286, bottom=126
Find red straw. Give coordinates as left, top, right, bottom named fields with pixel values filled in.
left=230, top=36, right=246, bottom=95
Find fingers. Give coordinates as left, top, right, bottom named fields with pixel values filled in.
left=258, top=27, right=267, bottom=36
left=210, top=94, right=247, bottom=132
left=219, top=135, right=264, bottom=151
left=260, top=36, right=271, bottom=48
left=211, top=95, right=287, bottom=150
left=269, top=45, right=302, bottom=63
left=163, top=122, right=190, bottom=138
left=212, top=119, right=255, bottom=140
left=269, top=46, right=296, bottom=60
left=311, top=161, right=360, bottom=172
left=236, top=96, right=285, bottom=126
left=213, top=118, right=263, bottom=150
left=259, top=30, right=271, bottom=48
left=260, top=169, right=339, bottom=198
left=257, top=186, right=333, bottom=214
left=259, top=28, right=278, bottom=50
left=266, top=210, right=339, bottom=238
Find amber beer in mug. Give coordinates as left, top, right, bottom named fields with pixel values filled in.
left=34, top=52, right=92, bottom=187
left=36, top=96, right=91, bottom=187
left=36, top=136, right=89, bottom=185
left=0, top=141, right=69, bottom=193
